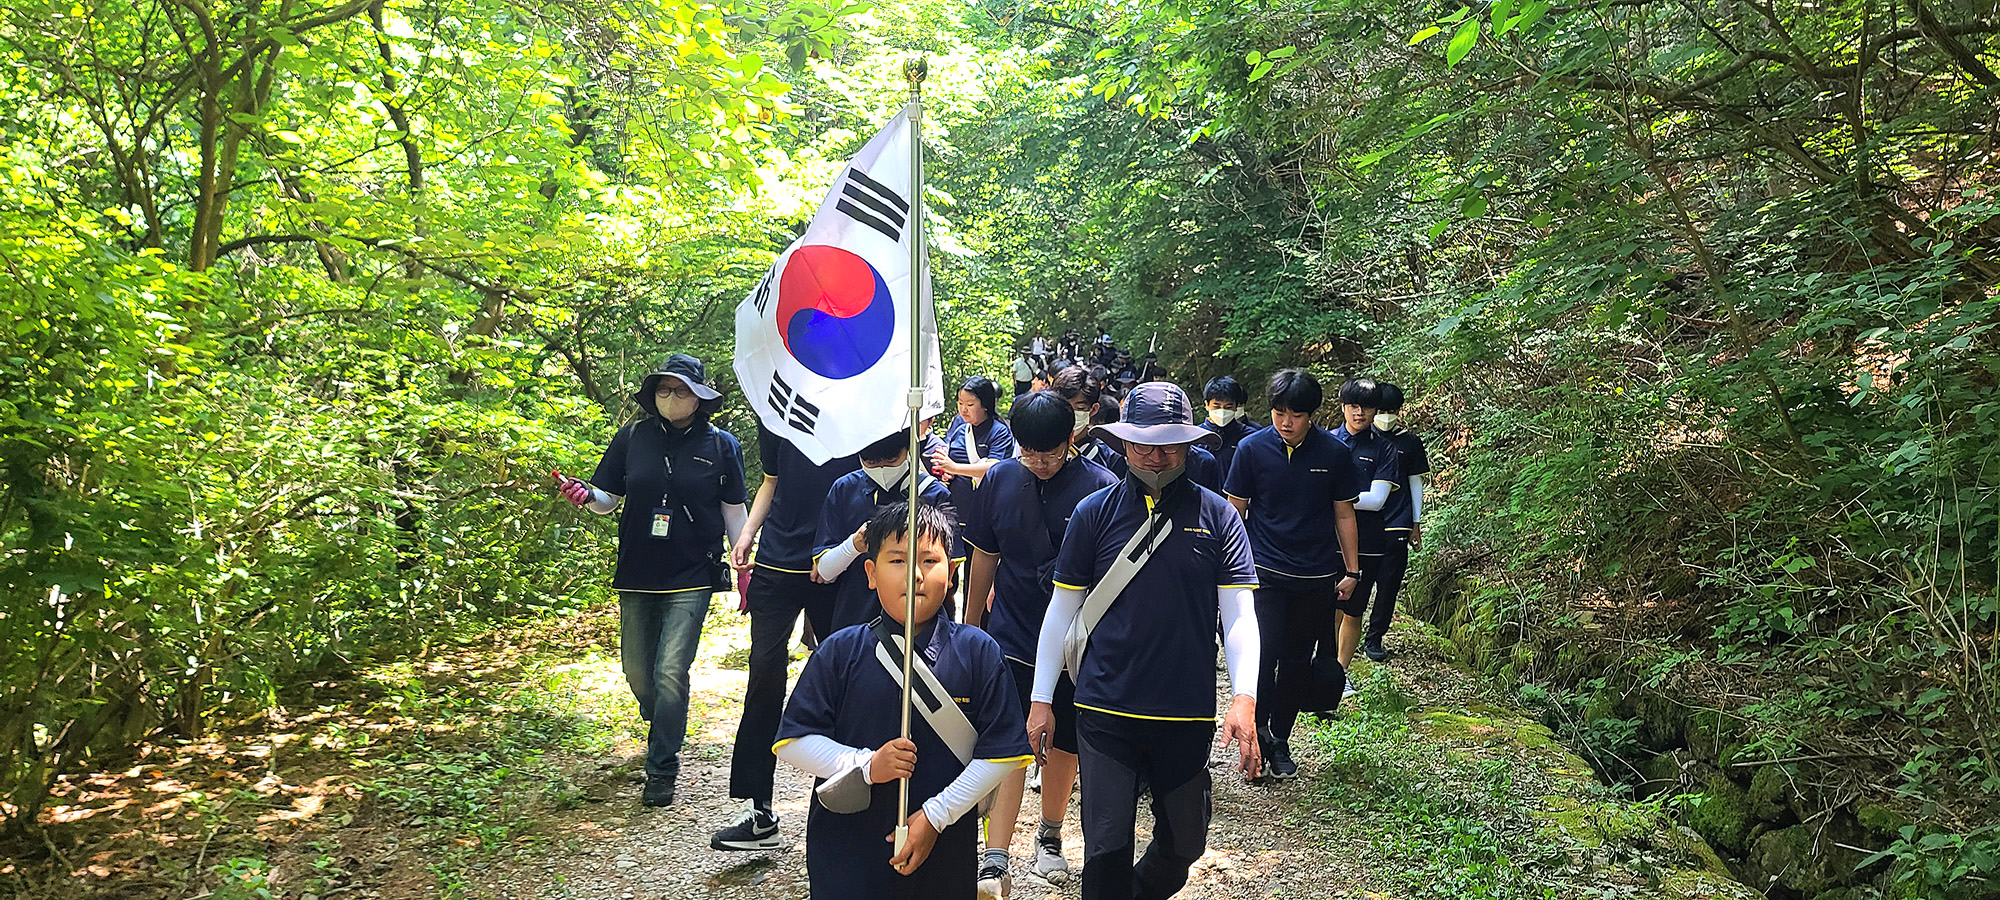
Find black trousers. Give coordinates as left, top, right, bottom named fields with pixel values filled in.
left=1076, top=710, right=1213, bottom=900
left=727, top=565, right=836, bottom=804
left=1253, top=585, right=1335, bottom=746
left=1357, top=541, right=1411, bottom=648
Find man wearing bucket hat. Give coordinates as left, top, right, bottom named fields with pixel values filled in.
left=558, top=354, right=748, bottom=807
left=1027, top=381, right=1262, bottom=900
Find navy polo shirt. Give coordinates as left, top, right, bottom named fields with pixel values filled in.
left=1188, top=443, right=1223, bottom=493
left=962, top=455, right=1118, bottom=663
left=1201, top=417, right=1258, bottom=477
left=1051, top=478, right=1258, bottom=721
left=1379, top=427, right=1430, bottom=534
left=945, top=416, right=1015, bottom=522
left=590, top=418, right=747, bottom=593
left=813, top=470, right=955, bottom=630
left=1331, top=424, right=1404, bottom=555
left=755, top=425, right=861, bottom=573
left=1223, top=425, right=1362, bottom=589
left=775, top=618, right=1029, bottom=896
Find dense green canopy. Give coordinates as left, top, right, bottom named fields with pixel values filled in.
left=4, top=0, right=1996, bottom=893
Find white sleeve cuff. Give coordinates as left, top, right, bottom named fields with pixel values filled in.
left=1032, top=585, right=1087, bottom=702
left=922, top=758, right=1023, bottom=828
left=774, top=733, right=874, bottom=780
left=816, top=536, right=863, bottom=581
left=1354, top=479, right=1393, bottom=512
left=722, top=502, right=749, bottom=546
left=1409, top=474, right=1426, bottom=523
left=585, top=488, right=620, bottom=515
left=1218, top=586, right=1259, bottom=700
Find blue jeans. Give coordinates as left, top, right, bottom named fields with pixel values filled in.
left=620, top=589, right=711, bottom=782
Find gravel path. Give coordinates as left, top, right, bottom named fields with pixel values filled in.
left=472, top=610, right=1392, bottom=900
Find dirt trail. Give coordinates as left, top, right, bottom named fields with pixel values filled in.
left=472, top=611, right=1383, bottom=900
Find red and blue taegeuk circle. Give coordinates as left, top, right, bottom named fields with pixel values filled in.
left=775, top=244, right=894, bottom=379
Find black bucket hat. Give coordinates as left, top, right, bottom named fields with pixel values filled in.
left=635, top=353, right=724, bottom=418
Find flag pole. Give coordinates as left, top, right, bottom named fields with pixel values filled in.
left=896, top=53, right=928, bottom=859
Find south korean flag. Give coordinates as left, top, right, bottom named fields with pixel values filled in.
left=733, top=105, right=946, bottom=465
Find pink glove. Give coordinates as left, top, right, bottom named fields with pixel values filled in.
left=553, top=471, right=592, bottom=507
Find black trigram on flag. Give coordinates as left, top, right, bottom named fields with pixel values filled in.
left=764, top=372, right=821, bottom=435
left=750, top=270, right=774, bottom=315
left=835, top=168, right=909, bottom=242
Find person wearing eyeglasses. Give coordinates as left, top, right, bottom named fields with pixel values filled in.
left=557, top=355, right=747, bottom=808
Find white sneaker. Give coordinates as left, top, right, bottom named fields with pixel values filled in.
left=977, top=859, right=1011, bottom=899
left=1342, top=682, right=1359, bottom=701
left=1033, top=829, right=1070, bottom=882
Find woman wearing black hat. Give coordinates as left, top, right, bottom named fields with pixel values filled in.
left=558, top=353, right=748, bottom=807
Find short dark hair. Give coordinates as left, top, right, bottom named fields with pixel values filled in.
left=1376, top=382, right=1406, bottom=413
left=958, top=376, right=999, bottom=416
left=1091, top=392, right=1120, bottom=426
left=1051, top=365, right=1100, bottom=408
left=1010, top=391, right=1074, bottom=452
left=1338, top=377, right=1381, bottom=408
left=860, top=432, right=909, bottom=463
left=1268, top=369, right=1323, bottom=414
left=1203, top=376, right=1248, bottom=404
left=864, top=502, right=956, bottom=561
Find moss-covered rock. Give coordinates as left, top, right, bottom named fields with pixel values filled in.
left=1660, top=867, right=1766, bottom=900
left=1685, top=765, right=1755, bottom=852
left=1854, top=802, right=1907, bottom=840
left=1745, top=765, right=1789, bottom=822
left=1746, top=823, right=1866, bottom=896
left=1639, top=750, right=1689, bottom=799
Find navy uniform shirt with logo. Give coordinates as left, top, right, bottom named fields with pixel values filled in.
left=1077, top=438, right=1127, bottom=479
left=756, top=424, right=861, bottom=574
left=962, top=455, right=1118, bottom=664
left=1051, top=477, right=1259, bottom=720
left=1330, top=425, right=1404, bottom=556
left=590, top=418, right=747, bottom=592
left=945, top=416, right=1015, bottom=524
left=1377, top=427, right=1430, bottom=536
left=774, top=618, right=1031, bottom=898
left=814, top=471, right=955, bottom=630
left=1222, top=425, right=1362, bottom=590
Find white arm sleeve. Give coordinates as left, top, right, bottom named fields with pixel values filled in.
left=722, top=502, right=748, bottom=546
left=922, top=758, right=1023, bottom=828
left=585, top=488, right=620, bottom=515
left=773, top=733, right=874, bottom=780
left=815, top=537, right=864, bottom=581
left=1354, top=479, right=1394, bottom=512
left=1409, top=474, right=1426, bottom=523
left=1032, top=585, right=1086, bottom=703
left=1219, top=586, right=1259, bottom=699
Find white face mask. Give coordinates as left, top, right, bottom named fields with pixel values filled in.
left=1073, top=409, right=1092, bottom=434
left=1374, top=413, right=1400, bottom=431
left=862, top=462, right=907, bottom=492
left=1207, top=408, right=1241, bottom=426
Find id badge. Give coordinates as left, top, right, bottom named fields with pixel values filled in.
left=650, top=508, right=673, bottom=539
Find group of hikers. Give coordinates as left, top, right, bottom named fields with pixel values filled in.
left=553, top=337, right=1432, bottom=899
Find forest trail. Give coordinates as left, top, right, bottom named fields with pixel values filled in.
left=6, top=602, right=1760, bottom=900
left=454, top=605, right=1757, bottom=900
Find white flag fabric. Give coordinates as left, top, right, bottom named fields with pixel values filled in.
left=732, top=105, right=945, bottom=465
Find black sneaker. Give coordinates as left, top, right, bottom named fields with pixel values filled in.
left=1363, top=641, right=1388, bottom=663
left=710, top=800, right=783, bottom=850
left=1270, top=742, right=1299, bottom=781
left=641, top=777, right=675, bottom=807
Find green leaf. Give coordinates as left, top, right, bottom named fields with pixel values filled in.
left=1267, top=46, right=1296, bottom=59
left=1460, top=194, right=1488, bottom=218
left=1440, top=7, right=1470, bottom=23
left=1246, top=50, right=1262, bottom=66
left=1409, top=26, right=1443, bottom=46
left=1529, top=211, right=1553, bottom=229
left=1491, top=0, right=1516, bottom=30
left=1447, top=19, right=1481, bottom=67
left=1248, top=60, right=1274, bottom=82
left=1506, top=1, right=1552, bottom=35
